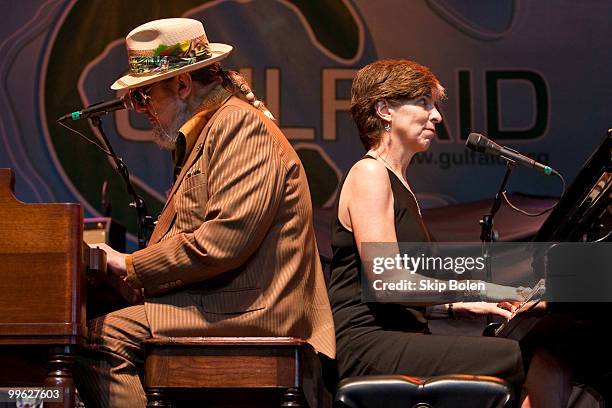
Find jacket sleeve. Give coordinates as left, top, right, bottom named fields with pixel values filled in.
left=131, top=107, right=285, bottom=296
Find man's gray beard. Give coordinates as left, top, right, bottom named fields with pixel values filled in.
left=151, top=100, right=191, bottom=150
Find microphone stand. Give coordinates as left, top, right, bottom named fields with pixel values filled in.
left=89, top=115, right=154, bottom=249
left=480, top=160, right=516, bottom=324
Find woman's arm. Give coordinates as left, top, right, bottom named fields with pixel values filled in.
left=343, top=159, right=524, bottom=308
left=342, top=158, right=398, bottom=249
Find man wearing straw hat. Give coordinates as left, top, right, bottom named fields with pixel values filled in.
left=76, top=18, right=335, bottom=407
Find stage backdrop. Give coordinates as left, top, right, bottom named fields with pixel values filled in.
left=1, top=0, right=611, bottom=247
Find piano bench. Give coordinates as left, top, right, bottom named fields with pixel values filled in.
left=334, top=374, right=514, bottom=408
left=143, top=336, right=322, bottom=407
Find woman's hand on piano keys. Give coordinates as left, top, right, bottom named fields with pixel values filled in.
left=89, top=243, right=127, bottom=279
left=452, top=301, right=518, bottom=321
left=497, top=301, right=521, bottom=314
left=483, top=282, right=529, bottom=302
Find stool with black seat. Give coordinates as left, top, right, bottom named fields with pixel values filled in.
left=333, top=374, right=514, bottom=408
left=143, top=336, right=325, bottom=407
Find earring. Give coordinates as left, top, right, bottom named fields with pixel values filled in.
left=384, top=122, right=391, bottom=132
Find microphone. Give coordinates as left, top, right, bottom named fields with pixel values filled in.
left=57, top=94, right=134, bottom=122
left=466, top=133, right=555, bottom=175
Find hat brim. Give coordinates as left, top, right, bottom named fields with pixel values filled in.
left=111, top=43, right=232, bottom=90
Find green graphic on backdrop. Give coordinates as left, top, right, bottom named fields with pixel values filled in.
left=45, top=0, right=358, bottom=239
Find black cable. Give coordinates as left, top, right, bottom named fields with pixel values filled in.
left=57, top=120, right=113, bottom=157
left=502, top=170, right=566, bottom=217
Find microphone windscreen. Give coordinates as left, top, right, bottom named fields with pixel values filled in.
left=466, top=133, right=487, bottom=152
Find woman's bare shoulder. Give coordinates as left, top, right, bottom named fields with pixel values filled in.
left=342, top=158, right=393, bottom=206
left=346, top=158, right=389, bottom=185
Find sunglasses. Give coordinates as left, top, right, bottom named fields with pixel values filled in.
left=129, top=85, right=154, bottom=109
left=129, top=80, right=168, bottom=109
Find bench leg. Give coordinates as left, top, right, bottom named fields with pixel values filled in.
left=281, top=387, right=304, bottom=407
left=145, top=387, right=172, bottom=408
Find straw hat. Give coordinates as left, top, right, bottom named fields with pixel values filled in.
left=111, top=18, right=232, bottom=90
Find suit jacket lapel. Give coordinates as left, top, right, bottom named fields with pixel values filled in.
left=148, top=96, right=235, bottom=246
left=148, top=199, right=176, bottom=244
left=164, top=138, right=204, bottom=210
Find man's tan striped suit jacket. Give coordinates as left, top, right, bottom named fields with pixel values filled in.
left=128, top=89, right=335, bottom=358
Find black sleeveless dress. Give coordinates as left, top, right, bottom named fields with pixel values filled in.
left=328, top=156, right=525, bottom=388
